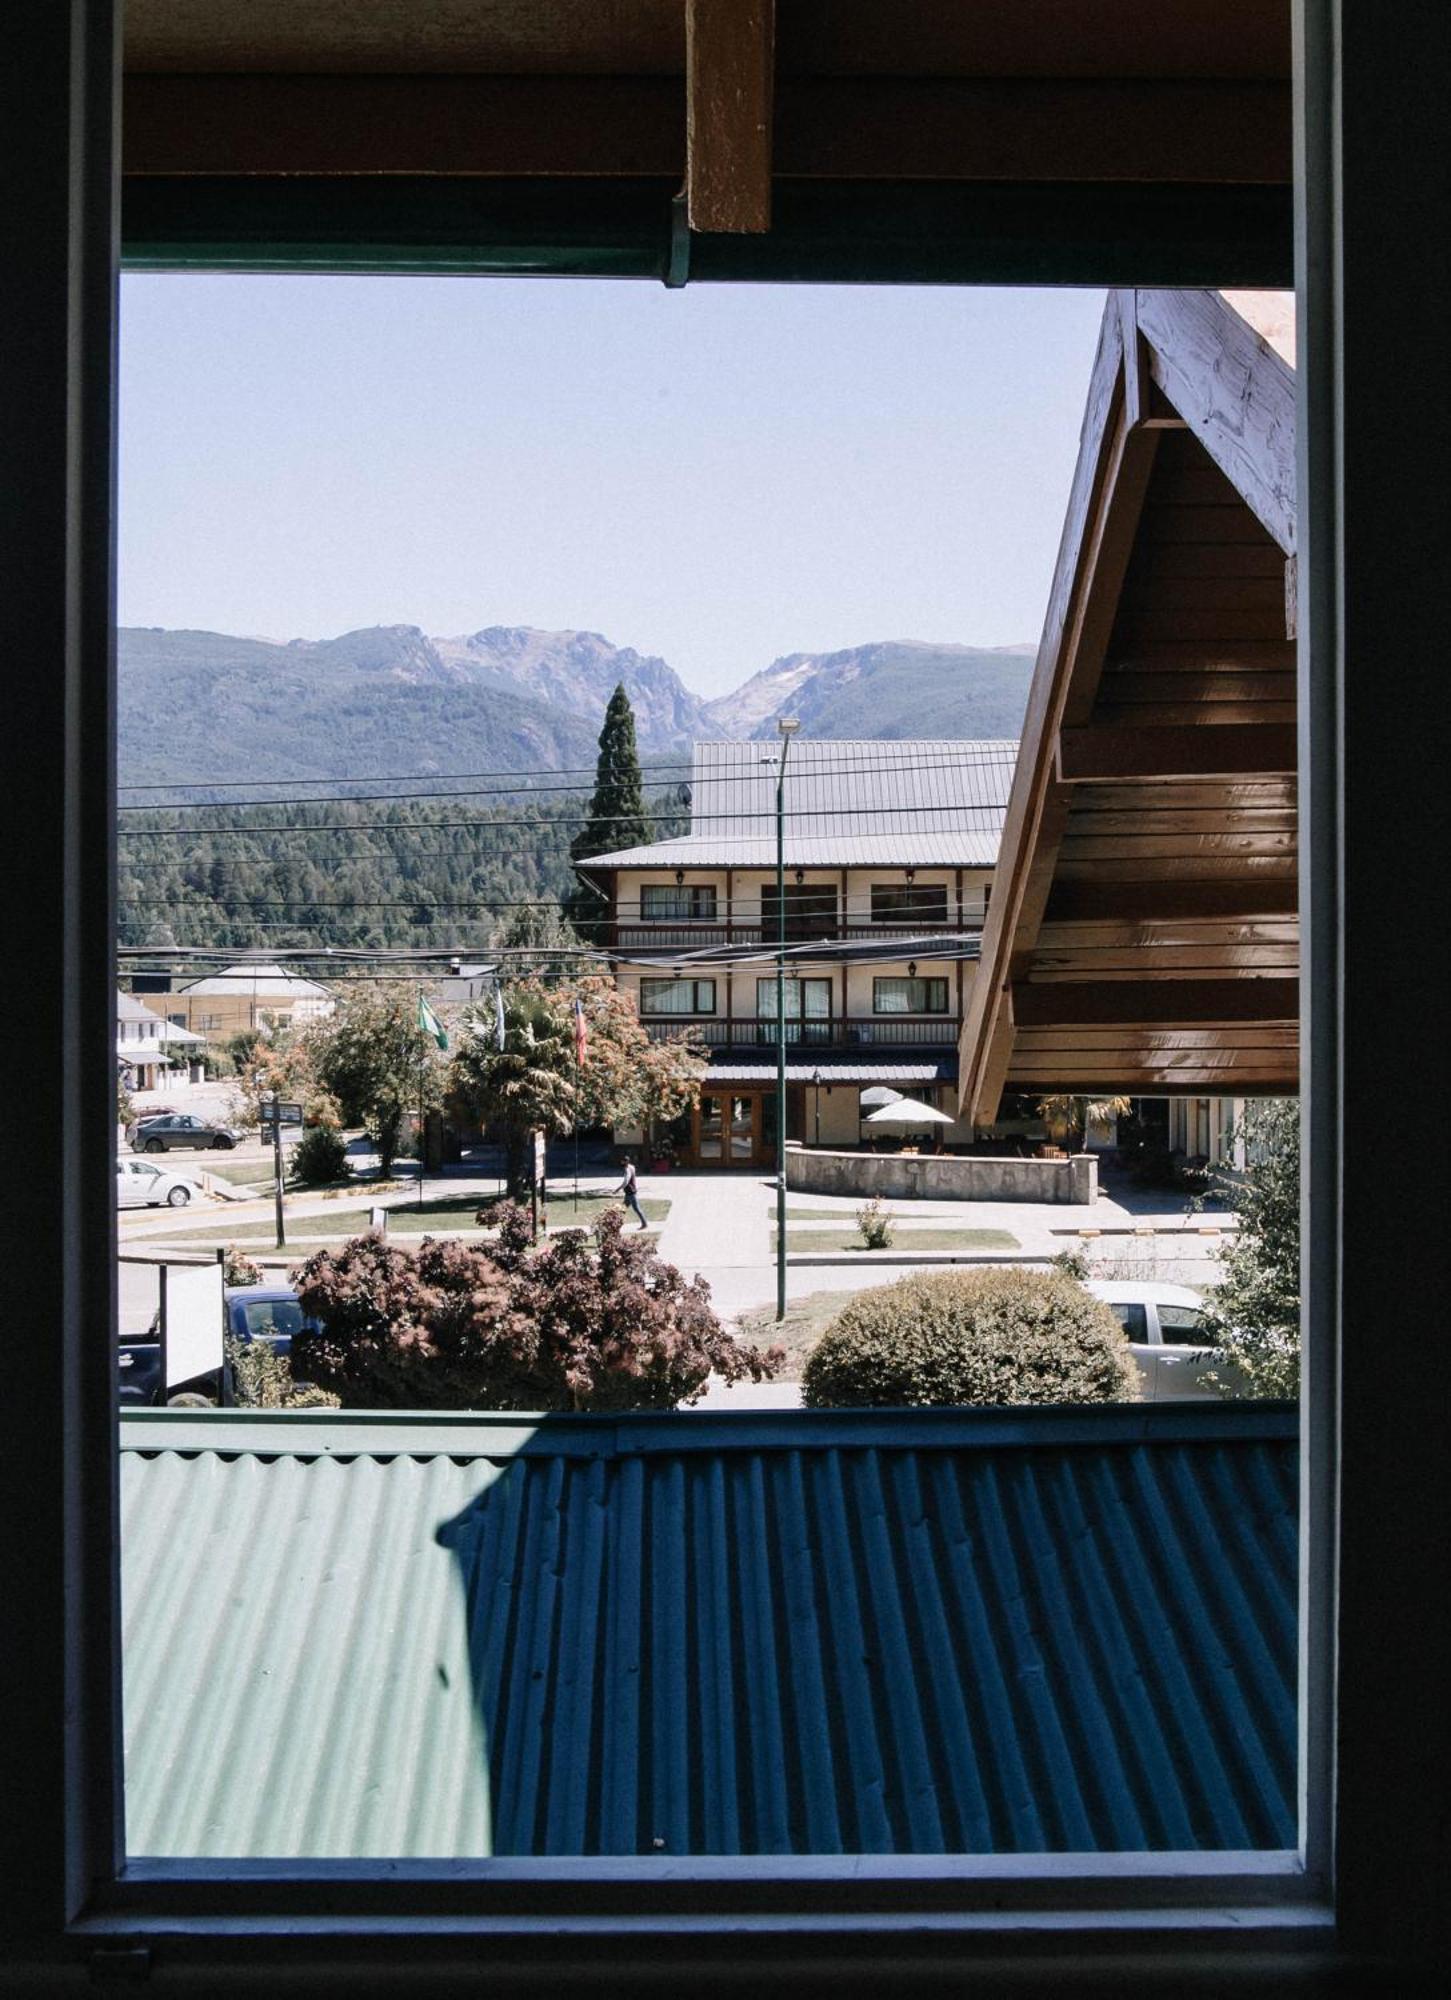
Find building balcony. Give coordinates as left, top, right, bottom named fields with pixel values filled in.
left=614, top=918, right=982, bottom=952
left=640, top=1016, right=959, bottom=1050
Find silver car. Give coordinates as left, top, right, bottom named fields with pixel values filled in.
left=1086, top=1279, right=1219, bottom=1402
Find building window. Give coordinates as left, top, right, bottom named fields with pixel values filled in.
left=639, top=978, right=716, bottom=1015
left=760, top=882, right=838, bottom=941
left=640, top=884, right=718, bottom=922
left=755, top=976, right=831, bottom=1020
left=870, top=883, right=948, bottom=925
left=873, top=976, right=950, bottom=1014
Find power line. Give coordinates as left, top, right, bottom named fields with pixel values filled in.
left=115, top=796, right=1014, bottom=844
left=116, top=748, right=1019, bottom=815
left=116, top=742, right=1021, bottom=798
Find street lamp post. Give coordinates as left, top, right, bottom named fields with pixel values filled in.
left=774, top=718, right=799, bottom=1321
left=812, top=1067, right=822, bottom=1148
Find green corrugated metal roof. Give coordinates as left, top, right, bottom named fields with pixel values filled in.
left=120, top=1404, right=1298, bottom=1860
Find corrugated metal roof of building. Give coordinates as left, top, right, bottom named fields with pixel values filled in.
left=178, top=960, right=333, bottom=998
left=121, top=1404, right=1297, bottom=1862
left=581, top=739, right=1016, bottom=871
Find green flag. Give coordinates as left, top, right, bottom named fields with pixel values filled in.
left=417, top=993, right=448, bottom=1050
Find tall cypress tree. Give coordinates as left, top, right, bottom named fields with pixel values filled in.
left=566, top=684, right=654, bottom=939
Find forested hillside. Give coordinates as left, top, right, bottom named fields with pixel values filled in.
left=118, top=798, right=585, bottom=953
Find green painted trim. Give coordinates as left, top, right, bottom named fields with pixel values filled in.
left=121, top=177, right=1293, bottom=286
left=121, top=1400, right=1298, bottom=1461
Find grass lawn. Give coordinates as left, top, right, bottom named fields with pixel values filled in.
left=776, top=1227, right=1020, bottom=1255
left=192, top=1156, right=275, bottom=1188
left=734, top=1289, right=877, bottom=1379
left=148, top=1192, right=668, bottom=1250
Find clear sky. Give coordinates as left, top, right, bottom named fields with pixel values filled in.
left=119, top=275, right=1105, bottom=699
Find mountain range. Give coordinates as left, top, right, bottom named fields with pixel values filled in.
left=117, top=622, right=1035, bottom=787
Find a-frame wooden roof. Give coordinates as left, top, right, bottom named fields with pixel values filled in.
left=959, top=289, right=1298, bottom=1119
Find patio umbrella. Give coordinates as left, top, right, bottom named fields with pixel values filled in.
left=863, top=1096, right=955, bottom=1128
left=858, top=1085, right=904, bottom=1109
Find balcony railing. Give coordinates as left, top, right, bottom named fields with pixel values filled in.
left=640, top=1016, right=959, bottom=1049
left=614, top=917, right=984, bottom=952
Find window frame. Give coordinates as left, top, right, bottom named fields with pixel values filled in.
left=637, top=976, right=717, bottom=1016
left=869, top=882, right=950, bottom=926
left=13, top=0, right=1449, bottom=1980
left=639, top=882, right=718, bottom=923
left=872, top=974, right=951, bottom=1015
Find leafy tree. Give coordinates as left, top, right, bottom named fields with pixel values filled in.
left=1036, top=1093, right=1133, bottom=1152
left=234, top=1027, right=334, bottom=1133
left=1197, top=1098, right=1300, bottom=1399
left=225, top=1028, right=264, bottom=1074
left=447, top=974, right=705, bottom=1195
left=311, top=986, right=443, bottom=1177
left=565, top=684, right=654, bottom=938
left=488, top=900, right=593, bottom=979
left=293, top=1206, right=780, bottom=1411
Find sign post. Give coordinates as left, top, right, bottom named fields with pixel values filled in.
left=260, top=1096, right=303, bottom=1249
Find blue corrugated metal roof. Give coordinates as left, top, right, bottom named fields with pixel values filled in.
left=120, top=1405, right=1297, bottom=1860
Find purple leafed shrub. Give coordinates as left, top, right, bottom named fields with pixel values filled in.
left=293, top=1204, right=781, bottom=1411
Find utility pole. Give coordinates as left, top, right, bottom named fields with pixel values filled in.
left=266, top=1091, right=285, bottom=1248
left=774, top=718, right=799, bottom=1320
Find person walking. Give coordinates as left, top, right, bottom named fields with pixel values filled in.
left=616, top=1155, right=648, bottom=1229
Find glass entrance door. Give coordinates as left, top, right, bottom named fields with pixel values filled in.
left=695, top=1092, right=761, bottom=1166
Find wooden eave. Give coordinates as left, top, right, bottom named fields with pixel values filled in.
left=121, top=1, right=1291, bottom=195
left=959, top=289, right=1299, bottom=1117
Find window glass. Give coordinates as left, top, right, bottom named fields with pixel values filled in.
left=639, top=978, right=715, bottom=1015
left=239, top=1300, right=307, bottom=1339
left=873, top=976, right=949, bottom=1013
left=1107, top=1301, right=1150, bottom=1342
left=870, top=883, right=948, bottom=924
left=1158, top=1303, right=1205, bottom=1338
left=761, top=882, right=837, bottom=940
left=640, top=884, right=718, bottom=921
left=755, top=977, right=830, bottom=1018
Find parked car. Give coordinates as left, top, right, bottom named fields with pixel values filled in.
left=1085, top=1279, right=1219, bottom=1402
left=126, top=1111, right=239, bottom=1152
left=115, top=1157, right=207, bottom=1208
left=118, top=1284, right=319, bottom=1406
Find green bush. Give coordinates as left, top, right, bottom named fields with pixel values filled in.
left=801, top=1267, right=1139, bottom=1408
left=856, top=1198, right=895, bottom=1249
left=290, top=1123, right=350, bottom=1187
left=225, top=1333, right=340, bottom=1410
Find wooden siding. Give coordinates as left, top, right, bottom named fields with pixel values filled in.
left=961, top=290, right=1299, bottom=1113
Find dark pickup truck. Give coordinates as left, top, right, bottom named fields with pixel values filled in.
left=118, top=1285, right=318, bottom=1406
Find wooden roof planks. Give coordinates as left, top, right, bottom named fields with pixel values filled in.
left=959, top=290, right=1300, bottom=1116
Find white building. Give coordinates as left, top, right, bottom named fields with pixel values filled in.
left=574, top=739, right=1014, bottom=1166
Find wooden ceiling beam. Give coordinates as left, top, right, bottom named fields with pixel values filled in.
left=1057, top=721, right=1297, bottom=781
left=686, top=0, right=775, bottom=233
left=1012, top=977, right=1300, bottom=1026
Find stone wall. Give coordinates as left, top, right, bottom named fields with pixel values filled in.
left=785, top=1143, right=1096, bottom=1205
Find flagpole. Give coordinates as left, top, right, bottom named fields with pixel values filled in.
left=572, top=995, right=586, bottom=1218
